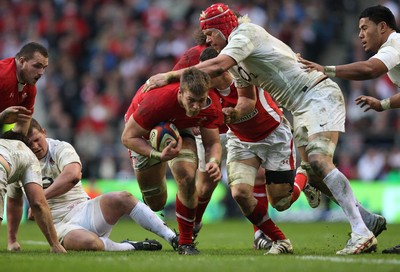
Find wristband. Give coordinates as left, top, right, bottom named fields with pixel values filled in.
left=208, top=157, right=220, bottom=165
left=149, top=149, right=162, bottom=160
left=323, top=66, right=336, bottom=77
left=380, top=98, right=391, bottom=110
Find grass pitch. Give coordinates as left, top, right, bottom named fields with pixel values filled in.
left=1, top=219, right=399, bottom=272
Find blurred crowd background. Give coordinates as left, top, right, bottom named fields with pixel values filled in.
left=2, top=0, right=400, bottom=183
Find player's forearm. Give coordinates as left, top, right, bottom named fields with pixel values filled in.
left=204, top=143, right=222, bottom=165
left=7, top=196, right=23, bottom=244
left=124, top=137, right=153, bottom=157
left=44, top=178, right=77, bottom=200
left=326, top=60, right=387, bottom=80
left=30, top=199, right=59, bottom=247
left=45, top=164, right=81, bottom=199
left=11, top=117, right=31, bottom=135
left=195, top=54, right=236, bottom=79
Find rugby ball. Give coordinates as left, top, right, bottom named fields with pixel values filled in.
left=149, top=122, right=180, bottom=151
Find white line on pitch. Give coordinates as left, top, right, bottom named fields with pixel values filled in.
left=297, top=255, right=400, bottom=265
left=22, top=240, right=48, bottom=245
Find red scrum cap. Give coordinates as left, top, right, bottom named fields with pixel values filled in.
left=199, top=3, right=238, bottom=40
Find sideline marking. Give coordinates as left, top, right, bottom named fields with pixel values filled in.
left=297, top=255, right=400, bottom=265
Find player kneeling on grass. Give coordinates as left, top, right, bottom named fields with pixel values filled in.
left=7, top=118, right=178, bottom=252
left=0, top=126, right=66, bottom=253
left=121, top=68, right=223, bottom=255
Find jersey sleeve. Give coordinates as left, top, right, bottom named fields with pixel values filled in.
left=372, top=40, right=400, bottom=70
left=220, top=33, right=254, bottom=65
left=54, top=142, right=82, bottom=171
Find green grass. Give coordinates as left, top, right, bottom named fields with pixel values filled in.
left=1, top=219, right=399, bottom=272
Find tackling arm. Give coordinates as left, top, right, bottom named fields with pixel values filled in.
left=299, top=56, right=388, bottom=80
left=143, top=54, right=237, bottom=92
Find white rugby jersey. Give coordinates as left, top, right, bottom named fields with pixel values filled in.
left=371, top=32, right=400, bottom=87
left=220, top=22, right=324, bottom=112
left=0, top=139, right=41, bottom=186
left=40, top=138, right=89, bottom=221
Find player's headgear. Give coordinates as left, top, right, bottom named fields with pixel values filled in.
left=199, top=3, right=238, bottom=40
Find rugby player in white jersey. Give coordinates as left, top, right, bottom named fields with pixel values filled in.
left=0, top=126, right=65, bottom=253
left=7, top=118, right=178, bottom=252
left=143, top=3, right=387, bottom=255
left=194, top=47, right=324, bottom=254
left=299, top=5, right=400, bottom=254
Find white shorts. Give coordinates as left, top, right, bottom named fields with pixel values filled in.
left=226, top=122, right=296, bottom=171
left=196, top=134, right=227, bottom=172
left=293, top=79, right=345, bottom=147
left=55, top=196, right=112, bottom=242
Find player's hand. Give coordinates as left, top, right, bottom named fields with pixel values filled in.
left=50, top=243, right=67, bottom=254
left=0, top=106, right=31, bottom=124
left=142, top=73, right=171, bottom=93
left=28, top=208, right=35, bottom=221
left=7, top=241, right=21, bottom=252
left=191, top=126, right=201, bottom=136
left=297, top=54, right=324, bottom=73
left=222, top=107, right=238, bottom=124
left=205, top=161, right=222, bottom=182
left=355, top=95, right=383, bottom=112
left=160, top=136, right=182, bottom=161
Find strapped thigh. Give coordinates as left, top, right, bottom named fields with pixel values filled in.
left=168, top=148, right=198, bottom=169
left=305, top=136, right=336, bottom=157
left=226, top=161, right=257, bottom=186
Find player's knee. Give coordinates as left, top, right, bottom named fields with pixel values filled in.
left=271, top=195, right=292, bottom=211
left=141, top=188, right=167, bottom=211
left=266, top=182, right=293, bottom=211
left=63, top=235, right=103, bottom=251
left=115, top=191, right=137, bottom=208
left=230, top=184, right=252, bottom=205
left=143, top=195, right=167, bottom=212
left=84, top=239, right=104, bottom=251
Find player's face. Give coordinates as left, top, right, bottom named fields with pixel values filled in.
left=178, top=89, right=208, bottom=117
left=28, top=128, right=48, bottom=160
left=19, top=52, right=48, bottom=85
left=203, top=29, right=227, bottom=52
left=358, top=18, right=383, bottom=53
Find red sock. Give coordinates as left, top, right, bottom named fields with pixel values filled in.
left=246, top=200, right=286, bottom=241
left=291, top=173, right=307, bottom=203
left=175, top=195, right=196, bottom=245
left=252, top=184, right=268, bottom=233
left=195, top=196, right=210, bottom=224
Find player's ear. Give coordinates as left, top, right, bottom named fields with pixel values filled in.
left=18, top=56, right=25, bottom=65
left=43, top=128, right=47, bottom=136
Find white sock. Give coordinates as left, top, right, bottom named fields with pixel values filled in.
left=323, top=168, right=370, bottom=236
left=99, top=237, right=134, bottom=251
left=129, top=202, right=176, bottom=243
